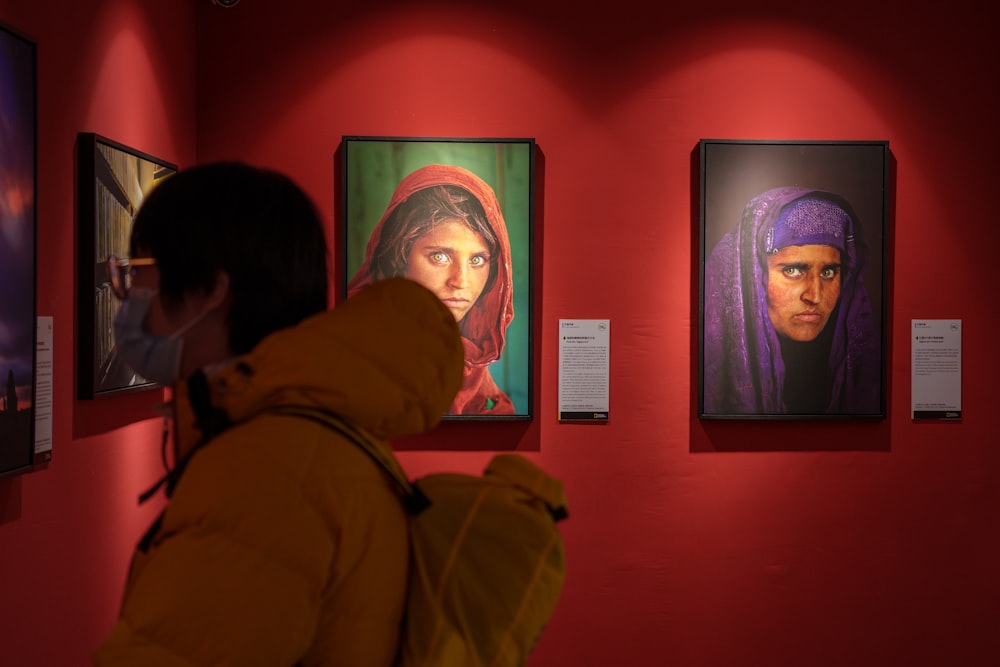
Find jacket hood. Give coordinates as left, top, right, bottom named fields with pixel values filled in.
left=175, top=277, right=464, bottom=455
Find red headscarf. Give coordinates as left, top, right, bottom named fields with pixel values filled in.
left=347, top=164, right=515, bottom=414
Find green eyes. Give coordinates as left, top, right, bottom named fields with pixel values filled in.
left=428, top=251, right=488, bottom=267
left=781, top=266, right=840, bottom=280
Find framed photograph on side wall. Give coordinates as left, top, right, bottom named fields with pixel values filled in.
left=341, top=136, right=534, bottom=420
left=77, top=133, right=177, bottom=399
left=0, top=21, right=37, bottom=477
left=698, top=139, right=889, bottom=420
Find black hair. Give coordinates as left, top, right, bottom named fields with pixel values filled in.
left=130, top=161, right=329, bottom=354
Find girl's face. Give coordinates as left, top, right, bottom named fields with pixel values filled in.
left=404, top=219, right=490, bottom=322
left=765, top=244, right=842, bottom=342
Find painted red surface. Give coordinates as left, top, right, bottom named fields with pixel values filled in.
left=1, top=1, right=997, bottom=665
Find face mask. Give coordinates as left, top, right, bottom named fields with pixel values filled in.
left=113, top=287, right=207, bottom=386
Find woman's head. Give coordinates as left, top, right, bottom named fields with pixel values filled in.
left=761, top=195, right=854, bottom=342
left=130, top=161, right=329, bottom=355
left=369, top=184, right=499, bottom=321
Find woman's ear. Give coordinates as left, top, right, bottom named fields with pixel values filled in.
left=205, top=270, right=231, bottom=311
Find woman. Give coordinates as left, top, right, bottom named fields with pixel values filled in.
left=94, top=162, right=464, bottom=665
left=348, top=164, right=515, bottom=416
left=703, top=186, right=881, bottom=415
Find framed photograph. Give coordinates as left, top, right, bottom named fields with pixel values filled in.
left=0, top=22, right=37, bottom=477
left=341, top=136, right=534, bottom=419
left=77, top=133, right=177, bottom=399
left=698, top=139, right=888, bottom=419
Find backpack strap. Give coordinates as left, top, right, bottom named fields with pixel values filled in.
left=136, top=370, right=236, bottom=552
left=265, top=405, right=431, bottom=515
left=138, top=369, right=233, bottom=505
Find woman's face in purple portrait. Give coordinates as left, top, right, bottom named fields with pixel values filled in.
left=766, top=244, right=842, bottom=342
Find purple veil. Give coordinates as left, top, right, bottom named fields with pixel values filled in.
left=702, top=186, right=881, bottom=415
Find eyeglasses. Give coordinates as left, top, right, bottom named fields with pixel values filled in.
left=106, top=256, right=156, bottom=300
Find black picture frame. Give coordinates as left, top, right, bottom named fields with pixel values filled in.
left=77, top=133, right=177, bottom=399
left=698, top=139, right=889, bottom=420
left=0, top=21, right=37, bottom=477
left=340, top=136, right=535, bottom=420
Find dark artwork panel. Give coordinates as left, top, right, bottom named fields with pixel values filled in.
left=0, top=22, right=37, bottom=476
left=77, top=133, right=177, bottom=399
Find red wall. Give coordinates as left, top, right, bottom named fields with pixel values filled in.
left=0, top=1, right=197, bottom=665
left=2, top=0, right=998, bottom=665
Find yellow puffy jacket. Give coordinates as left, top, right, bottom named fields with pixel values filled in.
left=94, top=278, right=464, bottom=667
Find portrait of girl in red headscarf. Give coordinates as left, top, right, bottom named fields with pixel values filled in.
left=347, top=163, right=518, bottom=416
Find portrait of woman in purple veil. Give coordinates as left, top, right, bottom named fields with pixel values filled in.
left=702, top=186, right=881, bottom=416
